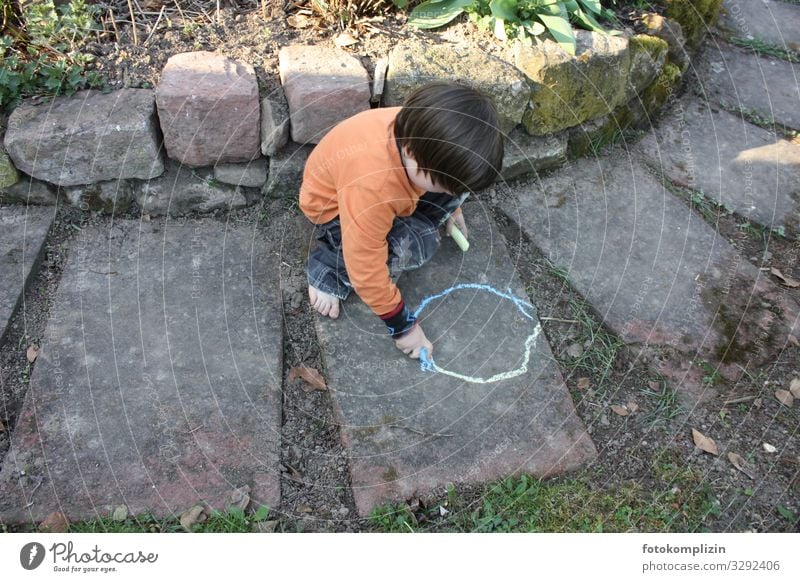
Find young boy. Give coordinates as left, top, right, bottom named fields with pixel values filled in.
left=299, top=82, right=503, bottom=359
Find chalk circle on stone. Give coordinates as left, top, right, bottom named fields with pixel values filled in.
left=415, top=283, right=541, bottom=384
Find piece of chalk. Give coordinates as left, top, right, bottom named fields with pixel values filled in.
left=449, top=224, right=469, bottom=252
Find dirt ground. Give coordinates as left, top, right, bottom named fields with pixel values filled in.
left=1, top=1, right=798, bottom=532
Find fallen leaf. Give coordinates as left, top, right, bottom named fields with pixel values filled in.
left=691, top=428, right=719, bottom=455
left=141, top=213, right=151, bottom=222
left=754, top=397, right=763, bottom=409
left=179, top=505, right=206, bottom=531
left=566, top=343, right=583, bottom=358
left=577, top=377, right=590, bottom=390
left=296, top=505, right=313, bottom=513
left=287, top=14, right=311, bottom=28
left=790, top=378, right=800, bottom=399
left=40, top=511, right=69, bottom=533
left=626, top=401, right=640, bottom=413
left=763, top=442, right=777, bottom=453
left=648, top=380, right=661, bottom=391
left=727, top=452, right=754, bottom=479
left=334, top=32, right=358, bottom=47
left=788, top=334, right=799, bottom=347
left=255, top=520, right=278, bottom=533
left=26, top=345, right=39, bottom=363
left=288, top=366, right=327, bottom=390
left=774, top=389, right=794, bottom=407
left=610, top=405, right=629, bottom=417
left=227, top=485, right=251, bottom=511
left=112, top=505, right=128, bottom=522
left=770, top=267, right=800, bottom=288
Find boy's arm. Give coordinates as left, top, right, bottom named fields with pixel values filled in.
left=338, top=187, right=422, bottom=344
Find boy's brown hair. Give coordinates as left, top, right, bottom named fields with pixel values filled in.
left=394, top=82, right=504, bottom=195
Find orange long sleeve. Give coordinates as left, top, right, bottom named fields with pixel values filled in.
left=298, top=108, right=424, bottom=316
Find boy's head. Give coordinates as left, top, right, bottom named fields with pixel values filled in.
left=394, top=82, right=504, bottom=195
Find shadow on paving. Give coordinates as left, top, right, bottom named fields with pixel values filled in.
left=505, top=153, right=800, bottom=403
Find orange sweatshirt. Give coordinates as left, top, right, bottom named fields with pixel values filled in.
left=299, top=107, right=425, bottom=317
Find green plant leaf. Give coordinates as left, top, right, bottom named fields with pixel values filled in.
left=408, top=0, right=472, bottom=29
left=579, top=0, right=603, bottom=15
left=572, top=7, right=606, bottom=33
left=252, top=505, right=270, bottom=522
left=493, top=17, right=508, bottom=41
left=522, top=19, right=545, bottom=36
left=392, top=0, right=409, bottom=8
left=489, top=0, right=518, bottom=22
left=539, top=13, right=576, bottom=55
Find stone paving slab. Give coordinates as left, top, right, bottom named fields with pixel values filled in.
left=315, top=205, right=597, bottom=516
left=0, top=220, right=283, bottom=524
left=698, top=42, right=800, bottom=130
left=508, top=154, right=800, bottom=398
left=0, top=207, right=54, bottom=343
left=639, top=97, right=800, bottom=230
left=718, top=0, right=800, bottom=51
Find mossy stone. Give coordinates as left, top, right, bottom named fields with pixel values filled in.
left=0, top=148, right=19, bottom=189
left=384, top=39, right=530, bottom=134
left=659, top=0, right=723, bottom=48
left=516, top=31, right=632, bottom=136
left=626, top=35, right=669, bottom=101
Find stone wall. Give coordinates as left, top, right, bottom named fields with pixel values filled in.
left=1, top=7, right=714, bottom=215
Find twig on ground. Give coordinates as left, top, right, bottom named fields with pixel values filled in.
left=387, top=424, right=454, bottom=438
left=723, top=395, right=757, bottom=405
left=126, top=0, right=139, bottom=45
left=540, top=317, right=579, bottom=324
left=107, top=7, right=120, bottom=39
left=144, top=5, right=166, bottom=45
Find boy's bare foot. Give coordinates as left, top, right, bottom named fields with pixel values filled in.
left=308, top=285, right=340, bottom=319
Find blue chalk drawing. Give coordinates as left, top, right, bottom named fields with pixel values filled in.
left=415, top=283, right=542, bottom=384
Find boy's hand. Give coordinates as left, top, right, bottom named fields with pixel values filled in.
left=446, top=207, right=469, bottom=239
left=394, top=323, right=433, bottom=359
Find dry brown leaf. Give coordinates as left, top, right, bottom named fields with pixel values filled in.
left=648, top=380, right=660, bottom=391
left=774, top=389, right=794, bottom=407
left=334, top=32, right=359, bottom=47
left=727, top=452, right=754, bottom=479
left=788, top=334, right=799, bottom=347
left=610, top=405, right=629, bottom=417
left=691, top=428, right=719, bottom=455
left=227, top=485, right=251, bottom=511
left=179, top=505, right=206, bottom=531
left=288, top=366, right=327, bottom=390
left=577, top=377, right=591, bottom=390
left=790, top=378, right=800, bottom=399
left=296, top=505, right=313, bottom=513
left=754, top=397, right=763, bottom=409
left=40, top=510, right=69, bottom=533
left=287, top=14, right=311, bottom=29
left=626, top=401, right=640, bottom=413
left=112, top=505, right=128, bottom=522
left=26, top=345, right=39, bottom=363
left=770, top=267, right=800, bottom=288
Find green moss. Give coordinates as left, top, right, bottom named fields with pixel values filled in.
left=517, top=36, right=632, bottom=135
left=0, top=150, right=20, bottom=189
left=629, top=34, right=670, bottom=60
left=640, top=62, right=683, bottom=117
left=660, top=0, right=723, bottom=47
